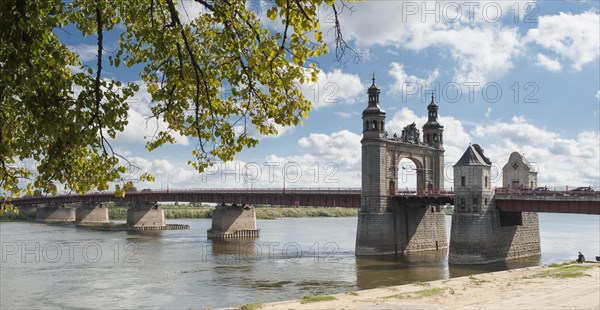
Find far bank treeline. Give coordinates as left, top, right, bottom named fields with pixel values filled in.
left=1, top=203, right=359, bottom=221
left=111, top=203, right=360, bottom=220
left=2, top=203, right=455, bottom=221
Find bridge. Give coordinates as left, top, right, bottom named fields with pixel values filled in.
left=9, top=188, right=363, bottom=208
left=3, top=75, right=599, bottom=264
left=9, top=187, right=597, bottom=214
left=494, top=188, right=599, bottom=215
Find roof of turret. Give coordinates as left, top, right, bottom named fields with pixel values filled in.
left=455, top=144, right=492, bottom=166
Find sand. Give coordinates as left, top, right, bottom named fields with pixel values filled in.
left=257, top=263, right=600, bottom=310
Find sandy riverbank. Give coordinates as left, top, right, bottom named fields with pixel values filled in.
left=255, top=262, right=599, bottom=310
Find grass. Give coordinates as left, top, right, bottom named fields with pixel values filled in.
left=534, top=263, right=595, bottom=279
left=547, top=261, right=577, bottom=268
left=298, top=295, right=337, bottom=304
left=0, top=210, right=36, bottom=221
left=414, top=281, right=431, bottom=286
left=346, top=291, right=359, bottom=296
left=255, top=207, right=357, bottom=219
left=385, top=288, right=445, bottom=299
left=6, top=205, right=358, bottom=222
left=468, top=275, right=490, bottom=285
left=239, top=303, right=262, bottom=310
left=106, top=206, right=357, bottom=220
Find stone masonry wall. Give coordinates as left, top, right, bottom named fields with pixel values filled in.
left=210, top=205, right=257, bottom=233
left=356, top=204, right=447, bottom=256
left=36, top=206, right=76, bottom=222
left=449, top=209, right=540, bottom=264
left=355, top=211, right=395, bottom=255
left=76, top=204, right=109, bottom=224
left=127, top=204, right=165, bottom=227
left=401, top=205, right=448, bottom=253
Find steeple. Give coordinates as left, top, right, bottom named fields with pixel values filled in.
left=422, top=94, right=444, bottom=149
left=362, top=73, right=385, bottom=136
left=367, top=73, right=381, bottom=108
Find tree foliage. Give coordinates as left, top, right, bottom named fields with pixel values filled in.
left=0, top=0, right=348, bottom=197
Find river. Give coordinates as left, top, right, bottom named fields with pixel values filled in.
left=1, top=213, right=598, bottom=309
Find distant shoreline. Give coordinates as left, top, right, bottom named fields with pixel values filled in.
left=0, top=206, right=359, bottom=221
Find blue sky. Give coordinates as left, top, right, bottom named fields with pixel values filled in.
left=60, top=0, right=599, bottom=191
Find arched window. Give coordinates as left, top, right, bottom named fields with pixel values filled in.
left=380, top=121, right=384, bottom=131
left=372, top=120, right=377, bottom=130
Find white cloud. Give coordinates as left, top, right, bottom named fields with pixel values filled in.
left=301, top=69, right=365, bottom=109
left=337, top=2, right=524, bottom=86
left=535, top=53, right=562, bottom=72
left=526, top=11, right=600, bottom=71
left=388, top=62, right=439, bottom=95
left=114, top=82, right=189, bottom=145
left=473, top=115, right=558, bottom=145
left=596, top=90, right=600, bottom=101
left=68, top=44, right=97, bottom=62
left=472, top=116, right=599, bottom=187
left=297, top=130, right=362, bottom=168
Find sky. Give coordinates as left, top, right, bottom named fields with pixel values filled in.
left=60, top=0, right=599, bottom=192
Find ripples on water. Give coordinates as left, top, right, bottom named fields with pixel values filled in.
left=1, top=214, right=598, bottom=309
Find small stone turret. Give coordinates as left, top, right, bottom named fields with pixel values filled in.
left=449, top=145, right=540, bottom=264
left=422, top=95, right=444, bottom=149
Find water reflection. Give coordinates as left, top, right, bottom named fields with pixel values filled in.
left=210, top=238, right=260, bottom=262
left=355, top=249, right=540, bottom=290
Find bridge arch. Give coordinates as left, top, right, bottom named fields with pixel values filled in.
left=392, top=157, right=424, bottom=194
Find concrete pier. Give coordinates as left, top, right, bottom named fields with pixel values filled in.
left=35, top=206, right=76, bottom=222
left=208, top=204, right=259, bottom=239
left=127, top=203, right=165, bottom=227
left=76, top=203, right=109, bottom=225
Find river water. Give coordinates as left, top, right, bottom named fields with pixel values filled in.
left=1, top=213, right=598, bottom=309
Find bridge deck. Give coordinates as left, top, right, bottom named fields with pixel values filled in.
left=494, top=189, right=600, bottom=215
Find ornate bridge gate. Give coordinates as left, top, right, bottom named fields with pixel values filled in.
left=356, top=76, right=447, bottom=255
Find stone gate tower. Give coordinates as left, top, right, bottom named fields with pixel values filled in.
left=356, top=76, right=447, bottom=256
left=449, top=146, right=541, bottom=264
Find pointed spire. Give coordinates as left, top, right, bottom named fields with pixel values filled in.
left=364, top=73, right=384, bottom=114
left=369, top=72, right=378, bottom=90
left=428, top=91, right=437, bottom=106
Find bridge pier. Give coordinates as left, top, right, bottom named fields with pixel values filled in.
left=35, top=205, right=76, bottom=222
left=127, top=203, right=165, bottom=227
left=449, top=146, right=541, bottom=264
left=356, top=203, right=447, bottom=256
left=76, top=203, right=109, bottom=225
left=208, top=204, right=259, bottom=239
left=449, top=210, right=540, bottom=264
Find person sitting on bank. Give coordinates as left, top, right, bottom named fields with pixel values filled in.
left=577, top=251, right=585, bottom=263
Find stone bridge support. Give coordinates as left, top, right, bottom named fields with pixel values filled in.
left=76, top=203, right=109, bottom=225
left=449, top=210, right=540, bottom=264
left=35, top=205, right=76, bottom=222
left=356, top=78, right=446, bottom=256
left=127, top=203, right=165, bottom=227
left=208, top=204, right=259, bottom=238
left=449, top=146, right=541, bottom=264
left=356, top=203, right=447, bottom=255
